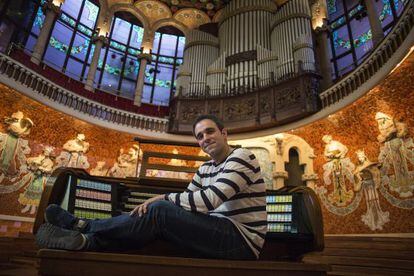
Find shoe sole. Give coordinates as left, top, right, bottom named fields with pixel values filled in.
left=43, top=204, right=76, bottom=230
left=36, top=223, right=84, bottom=250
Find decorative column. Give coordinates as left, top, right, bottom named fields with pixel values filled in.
left=134, top=29, right=154, bottom=106
left=273, top=134, right=287, bottom=190
left=364, top=0, right=384, bottom=46
left=314, top=19, right=333, bottom=90
left=31, top=0, right=63, bottom=65
left=85, top=35, right=108, bottom=91
left=134, top=52, right=152, bottom=106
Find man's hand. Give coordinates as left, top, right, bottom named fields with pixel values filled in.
left=129, top=194, right=166, bottom=217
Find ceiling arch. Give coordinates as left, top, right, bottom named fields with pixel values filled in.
left=151, top=17, right=189, bottom=37
left=108, top=3, right=151, bottom=31
left=173, top=8, right=211, bottom=30
left=134, top=0, right=173, bottom=22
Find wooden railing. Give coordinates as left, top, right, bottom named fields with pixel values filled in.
left=169, top=71, right=321, bottom=134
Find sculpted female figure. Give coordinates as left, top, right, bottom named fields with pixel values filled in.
left=322, top=135, right=355, bottom=206
left=354, top=150, right=389, bottom=230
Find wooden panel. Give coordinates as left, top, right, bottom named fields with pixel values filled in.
left=38, top=249, right=329, bottom=276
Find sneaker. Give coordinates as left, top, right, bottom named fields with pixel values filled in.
left=35, top=223, right=86, bottom=250
left=44, top=204, right=77, bottom=230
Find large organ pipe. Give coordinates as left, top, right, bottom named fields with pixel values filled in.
left=179, top=30, right=219, bottom=97
left=271, top=0, right=314, bottom=80
left=206, top=53, right=227, bottom=96
left=219, top=0, right=276, bottom=93
left=176, top=0, right=317, bottom=99
left=293, top=34, right=316, bottom=73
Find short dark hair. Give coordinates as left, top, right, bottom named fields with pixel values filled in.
left=192, top=114, right=224, bottom=136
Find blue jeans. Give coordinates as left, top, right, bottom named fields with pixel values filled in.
left=81, top=201, right=256, bottom=260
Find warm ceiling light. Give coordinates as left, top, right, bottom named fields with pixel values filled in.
left=52, top=0, right=64, bottom=7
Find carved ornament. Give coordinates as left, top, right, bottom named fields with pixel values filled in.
left=225, top=50, right=257, bottom=67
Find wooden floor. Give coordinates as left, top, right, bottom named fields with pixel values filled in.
left=303, top=235, right=414, bottom=276
left=0, top=233, right=38, bottom=276
left=1, top=233, right=414, bottom=275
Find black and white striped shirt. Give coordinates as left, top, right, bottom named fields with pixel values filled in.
left=166, top=148, right=267, bottom=258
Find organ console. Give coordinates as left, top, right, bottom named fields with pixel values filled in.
left=34, top=140, right=324, bottom=261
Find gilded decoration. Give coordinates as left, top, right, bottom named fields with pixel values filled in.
left=223, top=97, right=256, bottom=121
left=318, top=135, right=357, bottom=209
left=275, top=87, right=301, bottom=109
left=156, top=0, right=226, bottom=18
left=18, top=146, right=55, bottom=215
left=108, top=145, right=140, bottom=178
left=181, top=103, right=204, bottom=122
left=376, top=112, right=414, bottom=198
left=134, top=0, right=172, bottom=21
left=375, top=112, right=414, bottom=209
left=55, top=133, right=90, bottom=170
left=260, top=95, right=271, bottom=115
left=207, top=101, right=221, bottom=117
left=0, top=111, right=33, bottom=194
left=173, top=8, right=211, bottom=29
left=90, top=161, right=109, bottom=177
left=354, top=150, right=390, bottom=230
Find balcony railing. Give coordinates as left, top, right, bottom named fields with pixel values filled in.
left=0, top=51, right=169, bottom=133
left=177, top=61, right=317, bottom=99
left=320, top=0, right=414, bottom=108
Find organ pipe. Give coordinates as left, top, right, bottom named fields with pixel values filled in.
left=219, top=0, right=276, bottom=92
left=270, top=0, right=315, bottom=80
left=179, top=29, right=219, bottom=97
left=176, top=0, right=317, bottom=97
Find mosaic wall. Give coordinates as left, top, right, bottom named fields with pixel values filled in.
left=0, top=52, right=414, bottom=235
left=285, top=54, right=414, bottom=234
left=0, top=85, right=199, bottom=236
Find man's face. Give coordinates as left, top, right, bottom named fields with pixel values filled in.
left=194, top=119, right=227, bottom=158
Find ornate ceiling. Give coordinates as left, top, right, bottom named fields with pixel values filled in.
left=102, top=0, right=291, bottom=31
left=155, top=0, right=230, bottom=18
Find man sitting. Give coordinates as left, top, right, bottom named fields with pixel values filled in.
left=36, top=114, right=267, bottom=260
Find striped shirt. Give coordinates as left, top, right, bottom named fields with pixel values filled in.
left=166, top=147, right=267, bottom=258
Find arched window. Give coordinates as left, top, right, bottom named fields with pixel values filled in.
left=285, top=148, right=305, bottom=187
left=143, top=27, right=185, bottom=106
left=26, top=0, right=100, bottom=81
left=96, top=14, right=144, bottom=99
left=328, top=0, right=408, bottom=80
left=23, top=2, right=185, bottom=105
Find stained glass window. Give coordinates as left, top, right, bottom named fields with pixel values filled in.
left=35, top=0, right=99, bottom=80
left=61, top=0, right=82, bottom=20
left=111, top=18, right=131, bottom=44
left=159, top=34, right=178, bottom=56
left=95, top=16, right=143, bottom=98
left=145, top=30, right=185, bottom=106
left=81, top=1, right=99, bottom=28
left=328, top=0, right=405, bottom=80
left=349, top=16, right=373, bottom=63
left=43, top=21, right=72, bottom=69
left=130, top=25, right=144, bottom=49
left=96, top=20, right=185, bottom=104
